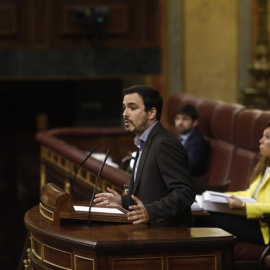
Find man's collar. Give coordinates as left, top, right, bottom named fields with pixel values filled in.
left=134, top=121, right=158, bottom=148
left=180, top=128, right=195, bottom=141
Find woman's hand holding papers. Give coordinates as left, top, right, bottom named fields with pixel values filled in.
left=226, top=195, right=246, bottom=210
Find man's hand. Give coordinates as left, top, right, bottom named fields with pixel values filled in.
left=127, top=195, right=149, bottom=224
left=93, top=187, right=121, bottom=206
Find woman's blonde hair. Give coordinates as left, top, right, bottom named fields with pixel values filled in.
left=249, top=122, right=270, bottom=184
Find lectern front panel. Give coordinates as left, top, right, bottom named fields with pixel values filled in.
left=25, top=205, right=235, bottom=270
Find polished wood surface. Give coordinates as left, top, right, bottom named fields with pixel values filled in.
left=25, top=205, right=235, bottom=270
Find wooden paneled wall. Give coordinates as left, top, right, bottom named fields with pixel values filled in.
left=0, top=0, right=160, bottom=49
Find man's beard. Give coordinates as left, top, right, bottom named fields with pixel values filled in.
left=180, top=127, right=192, bottom=135
left=124, top=119, right=136, bottom=134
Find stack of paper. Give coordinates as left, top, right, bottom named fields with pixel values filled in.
left=191, top=195, right=204, bottom=211
left=198, top=190, right=256, bottom=216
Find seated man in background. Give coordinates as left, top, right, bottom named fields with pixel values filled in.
left=174, top=104, right=209, bottom=177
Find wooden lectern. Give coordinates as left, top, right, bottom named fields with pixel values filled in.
left=24, top=183, right=236, bottom=270
left=39, top=182, right=130, bottom=226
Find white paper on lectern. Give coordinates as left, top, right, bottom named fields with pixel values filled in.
left=74, top=205, right=124, bottom=214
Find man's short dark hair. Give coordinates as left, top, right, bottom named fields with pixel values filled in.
left=176, top=104, right=199, bottom=121
left=122, top=85, right=163, bottom=120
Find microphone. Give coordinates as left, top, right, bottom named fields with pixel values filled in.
left=87, top=149, right=110, bottom=226
left=71, top=145, right=98, bottom=195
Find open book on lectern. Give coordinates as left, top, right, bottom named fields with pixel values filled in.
left=193, top=190, right=256, bottom=216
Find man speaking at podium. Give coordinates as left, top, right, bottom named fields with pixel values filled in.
left=94, top=85, right=195, bottom=227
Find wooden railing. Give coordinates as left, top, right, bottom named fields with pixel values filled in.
left=35, top=127, right=136, bottom=200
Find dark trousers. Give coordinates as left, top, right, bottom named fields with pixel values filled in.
left=194, top=212, right=265, bottom=245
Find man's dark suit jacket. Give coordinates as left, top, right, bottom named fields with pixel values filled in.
left=183, top=128, right=209, bottom=177
left=122, top=122, right=195, bottom=227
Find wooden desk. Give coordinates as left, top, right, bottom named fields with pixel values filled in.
left=25, top=205, right=235, bottom=270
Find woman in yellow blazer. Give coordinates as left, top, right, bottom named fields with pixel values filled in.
left=195, top=122, right=270, bottom=245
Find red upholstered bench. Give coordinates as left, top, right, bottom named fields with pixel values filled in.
left=167, top=93, right=270, bottom=270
